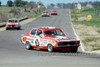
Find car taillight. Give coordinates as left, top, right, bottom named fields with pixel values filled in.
left=76, top=41, right=80, bottom=44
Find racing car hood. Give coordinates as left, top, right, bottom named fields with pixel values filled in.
left=52, top=36, right=78, bottom=41
left=7, top=23, right=18, bottom=26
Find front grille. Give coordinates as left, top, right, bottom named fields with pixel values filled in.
left=9, top=25, right=16, bottom=26
left=58, top=42, right=76, bottom=46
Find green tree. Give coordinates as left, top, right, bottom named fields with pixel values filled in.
left=14, top=0, right=22, bottom=7
left=50, top=3, right=55, bottom=8
left=7, top=0, right=13, bottom=7
left=57, top=3, right=62, bottom=8
left=21, top=1, right=28, bottom=6
left=14, top=0, right=28, bottom=7
left=0, top=1, right=1, bottom=6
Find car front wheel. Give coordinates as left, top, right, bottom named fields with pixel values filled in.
left=25, top=42, right=33, bottom=50
left=6, top=28, right=8, bottom=30
left=17, top=27, right=21, bottom=30
left=48, top=44, right=54, bottom=52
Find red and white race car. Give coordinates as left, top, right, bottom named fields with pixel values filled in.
left=51, top=10, right=57, bottom=15
left=41, top=11, right=50, bottom=17
left=21, top=26, right=80, bottom=52
left=6, top=18, right=21, bottom=30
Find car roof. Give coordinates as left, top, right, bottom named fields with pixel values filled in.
left=52, top=10, right=56, bottom=11
left=43, top=11, right=48, bottom=12
left=32, top=26, right=62, bottom=31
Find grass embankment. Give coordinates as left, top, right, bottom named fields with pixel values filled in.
left=0, top=6, right=46, bottom=23
left=71, top=7, right=100, bottom=51
left=95, top=7, right=100, bottom=12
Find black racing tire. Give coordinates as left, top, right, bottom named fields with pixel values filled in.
left=25, top=41, right=33, bottom=50
left=48, top=15, right=50, bottom=17
left=6, top=28, right=9, bottom=30
left=35, top=39, right=39, bottom=46
left=48, top=44, right=54, bottom=52
left=71, top=48, right=78, bottom=53
left=17, top=27, right=21, bottom=30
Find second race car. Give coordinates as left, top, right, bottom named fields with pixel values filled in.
left=41, top=11, right=50, bottom=17
left=51, top=10, right=58, bottom=15
left=6, top=18, right=21, bottom=30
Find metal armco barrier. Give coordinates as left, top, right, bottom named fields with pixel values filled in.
left=0, top=16, right=29, bottom=28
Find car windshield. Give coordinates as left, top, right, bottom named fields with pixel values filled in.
left=44, top=30, right=65, bottom=36
left=43, top=11, right=48, bottom=13
left=8, top=20, right=18, bottom=23
left=43, top=12, right=46, bottom=13
left=52, top=10, right=56, bottom=12
left=46, top=12, right=48, bottom=13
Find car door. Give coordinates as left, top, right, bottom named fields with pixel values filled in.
left=29, top=29, right=37, bottom=46
left=35, top=29, right=44, bottom=46
left=36, top=29, right=49, bottom=47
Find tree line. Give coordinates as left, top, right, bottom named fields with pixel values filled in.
left=0, top=0, right=32, bottom=7
left=47, top=1, right=100, bottom=9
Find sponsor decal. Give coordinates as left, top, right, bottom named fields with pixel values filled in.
left=23, top=37, right=27, bottom=42
left=53, top=36, right=76, bottom=41
left=66, top=36, right=76, bottom=40
left=43, top=39, right=48, bottom=44
left=27, top=38, right=34, bottom=43
left=51, top=40, right=56, bottom=46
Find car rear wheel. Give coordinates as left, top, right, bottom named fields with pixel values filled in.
left=25, top=42, right=33, bottom=50
left=48, top=44, right=54, bottom=52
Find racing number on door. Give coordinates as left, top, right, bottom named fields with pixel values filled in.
left=27, top=38, right=34, bottom=44
left=43, top=39, right=48, bottom=45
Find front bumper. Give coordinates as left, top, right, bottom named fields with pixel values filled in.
left=42, top=15, right=50, bottom=17
left=51, top=13, right=57, bottom=15
left=53, top=45, right=79, bottom=49
left=6, top=26, right=20, bottom=29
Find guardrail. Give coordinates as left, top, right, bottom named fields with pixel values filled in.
left=19, top=16, right=29, bottom=21
left=0, top=23, right=6, bottom=27
left=0, top=16, right=29, bottom=28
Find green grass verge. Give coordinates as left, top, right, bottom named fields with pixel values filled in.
left=71, top=7, right=100, bottom=28
left=95, top=7, right=100, bottom=12
left=71, top=7, right=100, bottom=51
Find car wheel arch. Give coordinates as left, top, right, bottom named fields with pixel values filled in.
left=47, top=44, right=54, bottom=52
left=25, top=41, right=33, bottom=50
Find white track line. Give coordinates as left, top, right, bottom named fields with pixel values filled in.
left=69, top=9, right=85, bottom=52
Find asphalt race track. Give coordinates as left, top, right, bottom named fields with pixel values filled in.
left=0, top=9, right=100, bottom=67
